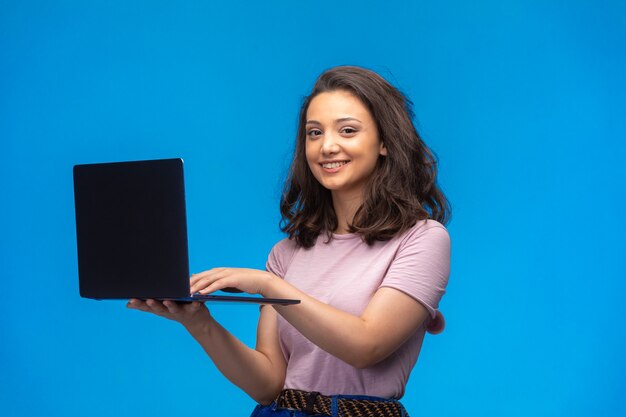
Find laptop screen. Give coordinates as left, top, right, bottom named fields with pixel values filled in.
left=73, top=158, right=190, bottom=299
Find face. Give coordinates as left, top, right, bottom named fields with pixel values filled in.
left=305, top=90, right=387, bottom=200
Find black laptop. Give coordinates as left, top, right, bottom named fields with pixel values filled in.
left=73, top=158, right=299, bottom=305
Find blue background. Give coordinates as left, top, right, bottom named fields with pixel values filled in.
left=1, top=1, right=625, bottom=416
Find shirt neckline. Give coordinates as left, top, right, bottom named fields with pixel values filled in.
left=330, top=231, right=360, bottom=240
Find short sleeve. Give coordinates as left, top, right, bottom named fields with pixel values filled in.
left=266, top=237, right=298, bottom=278
left=379, top=222, right=451, bottom=320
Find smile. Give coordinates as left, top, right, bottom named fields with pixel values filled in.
left=321, top=161, right=350, bottom=169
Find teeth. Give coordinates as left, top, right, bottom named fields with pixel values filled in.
left=322, top=161, right=348, bottom=169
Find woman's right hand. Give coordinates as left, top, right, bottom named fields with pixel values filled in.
left=126, top=299, right=212, bottom=331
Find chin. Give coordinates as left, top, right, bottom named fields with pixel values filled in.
left=317, top=180, right=344, bottom=191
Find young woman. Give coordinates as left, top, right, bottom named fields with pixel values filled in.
left=128, top=66, right=451, bottom=417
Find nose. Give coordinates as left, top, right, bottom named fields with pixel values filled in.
left=320, top=132, right=340, bottom=155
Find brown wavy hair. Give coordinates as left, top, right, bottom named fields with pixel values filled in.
left=280, top=66, right=450, bottom=248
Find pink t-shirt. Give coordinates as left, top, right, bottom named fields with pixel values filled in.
left=265, top=219, right=451, bottom=399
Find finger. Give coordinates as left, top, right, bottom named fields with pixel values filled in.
left=190, top=269, right=230, bottom=294
left=193, top=275, right=228, bottom=294
left=190, top=268, right=223, bottom=286
left=189, top=272, right=203, bottom=287
left=190, top=277, right=212, bottom=294
left=163, top=300, right=181, bottom=314
left=146, top=299, right=168, bottom=314
left=199, top=276, right=237, bottom=294
left=190, top=271, right=214, bottom=292
left=192, top=268, right=229, bottom=282
left=189, top=301, right=204, bottom=312
left=182, top=301, right=205, bottom=313
left=127, top=299, right=149, bottom=311
left=128, top=298, right=141, bottom=306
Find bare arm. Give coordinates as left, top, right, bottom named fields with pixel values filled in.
left=191, top=270, right=430, bottom=369
left=270, top=283, right=429, bottom=368
left=127, top=299, right=285, bottom=404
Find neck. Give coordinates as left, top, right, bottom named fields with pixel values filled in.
left=331, top=189, right=363, bottom=234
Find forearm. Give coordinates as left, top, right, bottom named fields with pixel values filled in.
left=188, top=268, right=427, bottom=370
left=184, top=317, right=283, bottom=404
left=262, top=277, right=375, bottom=368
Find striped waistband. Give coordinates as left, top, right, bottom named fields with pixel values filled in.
left=275, top=389, right=409, bottom=417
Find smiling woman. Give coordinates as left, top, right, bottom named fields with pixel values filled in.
left=304, top=90, right=387, bottom=215
left=282, top=66, right=449, bottom=247
left=128, top=66, right=451, bottom=417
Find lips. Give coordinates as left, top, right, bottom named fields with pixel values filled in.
left=320, top=160, right=350, bottom=173
left=321, top=160, right=349, bottom=169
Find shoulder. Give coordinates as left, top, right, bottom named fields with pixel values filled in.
left=381, top=219, right=451, bottom=320
left=269, top=236, right=299, bottom=256
left=398, top=219, right=450, bottom=248
left=266, top=237, right=299, bottom=278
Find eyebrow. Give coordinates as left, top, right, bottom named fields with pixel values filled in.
left=305, top=117, right=362, bottom=125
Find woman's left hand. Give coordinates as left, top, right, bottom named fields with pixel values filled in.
left=190, top=268, right=274, bottom=296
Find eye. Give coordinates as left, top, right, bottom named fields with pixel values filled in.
left=307, top=128, right=323, bottom=138
left=340, top=127, right=358, bottom=136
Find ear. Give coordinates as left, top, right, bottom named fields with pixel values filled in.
left=379, top=142, right=388, bottom=156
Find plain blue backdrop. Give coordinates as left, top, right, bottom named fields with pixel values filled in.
left=1, top=1, right=625, bottom=416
